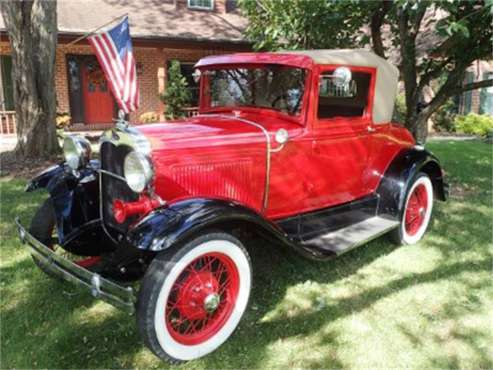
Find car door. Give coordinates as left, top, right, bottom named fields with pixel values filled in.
left=306, top=65, right=376, bottom=209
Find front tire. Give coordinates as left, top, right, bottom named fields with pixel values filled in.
left=29, top=199, right=61, bottom=279
left=28, top=198, right=102, bottom=278
left=391, top=172, right=434, bottom=245
left=137, top=232, right=252, bottom=363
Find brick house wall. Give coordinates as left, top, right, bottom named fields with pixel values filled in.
left=1, top=40, right=241, bottom=129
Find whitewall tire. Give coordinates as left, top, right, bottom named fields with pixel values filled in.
left=137, top=232, right=252, bottom=363
left=392, top=173, right=434, bottom=245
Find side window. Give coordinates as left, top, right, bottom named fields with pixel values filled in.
left=318, top=71, right=371, bottom=119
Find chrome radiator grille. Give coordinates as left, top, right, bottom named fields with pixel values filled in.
left=100, top=141, right=139, bottom=232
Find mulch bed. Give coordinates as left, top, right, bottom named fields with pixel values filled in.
left=0, top=150, right=63, bottom=179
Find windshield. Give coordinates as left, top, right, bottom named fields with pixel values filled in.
left=205, top=65, right=306, bottom=116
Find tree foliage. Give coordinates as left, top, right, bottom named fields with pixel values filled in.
left=0, top=0, right=59, bottom=158
left=239, top=0, right=371, bottom=50
left=240, top=0, right=493, bottom=142
left=160, top=60, right=191, bottom=120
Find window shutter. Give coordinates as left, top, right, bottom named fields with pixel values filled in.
left=0, top=55, right=15, bottom=111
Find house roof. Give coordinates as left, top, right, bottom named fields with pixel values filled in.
left=0, top=0, right=249, bottom=45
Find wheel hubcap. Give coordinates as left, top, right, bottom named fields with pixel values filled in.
left=405, top=183, right=429, bottom=236
left=165, top=252, right=240, bottom=345
left=204, top=293, right=221, bottom=313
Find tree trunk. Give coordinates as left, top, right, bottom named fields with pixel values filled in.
left=0, top=0, right=59, bottom=159
left=412, top=112, right=431, bottom=143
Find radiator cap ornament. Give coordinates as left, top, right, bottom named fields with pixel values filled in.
left=116, top=109, right=129, bottom=129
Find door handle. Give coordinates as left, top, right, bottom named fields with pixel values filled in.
left=367, top=126, right=376, bottom=133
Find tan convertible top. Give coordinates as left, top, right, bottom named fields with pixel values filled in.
left=282, top=49, right=399, bottom=124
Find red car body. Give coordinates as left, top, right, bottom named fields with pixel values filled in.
left=134, top=52, right=414, bottom=221
left=17, top=50, right=448, bottom=363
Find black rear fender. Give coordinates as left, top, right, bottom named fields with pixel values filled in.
left=376, top=147, right=448, bottom=218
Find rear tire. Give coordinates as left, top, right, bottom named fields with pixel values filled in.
left=391, top=173, right=434, bottom=245
left=137, top=232, right=252, bottom=363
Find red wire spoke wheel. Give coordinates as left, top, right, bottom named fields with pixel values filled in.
left=165, top=252, right=240, bottom=345
left=137, top=233, right=252, bottom=363
left=404, top=183, right=428, bottom=236
left=395, top=173, right=434, bottom=245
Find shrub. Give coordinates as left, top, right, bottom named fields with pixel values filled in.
left=160, top=60, right=191, bottom=120
left=56, top=112, right=71, bottom=129
left=454, top=113, right=493, bottom=136
left=431, top=99, right=456, bottom=133
left=392, top=93, right=406, bottom=124
left=139, top=111, right=160, bottom=124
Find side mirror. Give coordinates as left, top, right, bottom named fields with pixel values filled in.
left=319, top=67, right=357, bottom=98
left=332, top=67, right=352, bottom=88
left=192, top=69, right=201, bottom=83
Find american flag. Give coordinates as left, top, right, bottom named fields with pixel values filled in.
left=88, top=16, right=139, bottom=113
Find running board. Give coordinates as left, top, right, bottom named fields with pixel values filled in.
left=300, top=216, right=399, bottom=256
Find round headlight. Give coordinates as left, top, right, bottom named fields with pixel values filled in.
left=63, top=136, right=91, bottom=170
left=124, top=151, right=153, bottom=193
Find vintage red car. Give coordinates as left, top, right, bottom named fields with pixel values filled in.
left=16, top=49, right=448, bottom=362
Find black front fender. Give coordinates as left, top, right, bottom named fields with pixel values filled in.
left=25, top=164, right=66, bottom=192
left=25, top=161, right=101, bottom=244
left=376, top=146, right=448, bottom=218
left=127, top=198, right=288, bottom=252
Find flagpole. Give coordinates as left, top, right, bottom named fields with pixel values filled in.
left=64, top=13, right=128, bottom=47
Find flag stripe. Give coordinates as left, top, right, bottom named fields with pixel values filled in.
left=87, top=17, right=139, bottom=114
left=91, top=35, right=127, bottom=112
left=89, top=35, right=129, bottom=113
left=98, top=34, right=125, bottom=89
left=101, top=33, right=126, bottom=77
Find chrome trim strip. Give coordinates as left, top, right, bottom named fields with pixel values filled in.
left=15, top=218, right=136, bottom=313
left=198, top=114, right=273, bottom=211
left=98, top=169, right=127, bottom=183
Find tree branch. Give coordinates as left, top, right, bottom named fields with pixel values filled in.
left=370, top=1, right=391, bottom=58
left=451, top=78, right=493, bottom=95
left=417, top=58, right=452, bottom=91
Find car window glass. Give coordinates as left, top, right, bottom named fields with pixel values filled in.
left=318, top=71, right=371, bottom=119
left=207, top=66, right=306, bottom=116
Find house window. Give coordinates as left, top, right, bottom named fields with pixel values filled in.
left=167, top=61, right=200, bottom=106
left=479, top=71, right=493, bottom=115
left=460, top=71, right=474, bottom=114
left=0, top=55, right=15, bottom=111
left=318, top=71, right=371, bottom=119
left=188, top=0, right=214, bottom=10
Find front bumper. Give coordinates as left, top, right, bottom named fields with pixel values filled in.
left=15, top=218, right=136, bottom=313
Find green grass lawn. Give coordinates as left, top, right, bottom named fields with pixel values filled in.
left=1, top=140, right=492, bottom=369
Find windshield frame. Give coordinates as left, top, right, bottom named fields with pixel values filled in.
left=198, top=63, right=311, bottom=124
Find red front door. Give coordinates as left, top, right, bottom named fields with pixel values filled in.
left=81, top=58, right=115, bottom=124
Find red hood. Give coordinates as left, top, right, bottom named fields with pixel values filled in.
left=135, top=113, right=303, bottom=151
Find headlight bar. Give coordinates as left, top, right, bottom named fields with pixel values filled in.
left=63, top=135, right=92, bottom=170
left=123, top=151, right=153, bottom=193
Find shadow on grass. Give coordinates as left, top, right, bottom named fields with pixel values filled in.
left=1, top=140, right=491, bottom=368
left=3, top=229, right=489, bottom=369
